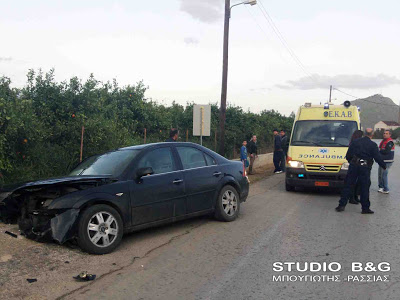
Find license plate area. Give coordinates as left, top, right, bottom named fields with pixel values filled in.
left=315, top=181, right=329, bottom=187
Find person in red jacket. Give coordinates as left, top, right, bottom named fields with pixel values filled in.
left=378, top=130, right=395, bottom=194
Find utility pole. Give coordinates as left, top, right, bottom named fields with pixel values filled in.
left=80, top=125, right=85, bottom=162
left=218, top=0, right=230, bottom=156
left=329, top=85, right=332, bottom=103
left=217, top=0, right=256, bottom=155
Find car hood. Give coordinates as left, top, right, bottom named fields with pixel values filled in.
left=0, top=175, right=114, bottom=201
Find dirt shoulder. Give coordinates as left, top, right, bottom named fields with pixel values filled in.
left=248, top=163, right=276, bottom=184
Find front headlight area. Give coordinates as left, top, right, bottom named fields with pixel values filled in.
left=341, top=162, right=349, bottom=170
left=287, top=160, right=305, bottom=168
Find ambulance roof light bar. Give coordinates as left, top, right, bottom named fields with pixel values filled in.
left=304, top=102, right=312, bottom=107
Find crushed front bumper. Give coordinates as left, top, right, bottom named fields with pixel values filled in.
left=18, top=209, right=80, bottom=244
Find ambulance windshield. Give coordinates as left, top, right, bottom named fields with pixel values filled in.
left=291, top=120, right=358, bottom=147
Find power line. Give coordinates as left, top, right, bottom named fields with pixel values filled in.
left=250, top=1, right=398, bottom=108
left=244, top=5, right=290, bottom=65
left=333, top=88, right=358, bottom=99
left=257, top=0, right=318, bottom=85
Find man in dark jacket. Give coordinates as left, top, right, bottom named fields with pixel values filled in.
left=165, top=129, right=179, bottom=142
left=336, top=128, right=386, bottom=214
left=378, top=130, right=395, bottom=194
left=280, top=129, right=289, bottom=172
left=273, top=129, right=283, bottom=174
left=247, top=135, right=257, bottom=174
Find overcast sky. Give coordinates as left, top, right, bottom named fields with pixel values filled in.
left=1, top=0, right=400, bottom=115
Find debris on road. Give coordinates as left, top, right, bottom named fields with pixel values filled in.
left=26, top=278, right=37, bottom=283
left=4, top=231, right=18, bottom=238
left=73, top=271, right=96, bottom=282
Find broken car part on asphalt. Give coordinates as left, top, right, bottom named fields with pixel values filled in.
left=73, top=271, right=96, bottom=281
left=4, top=231, right=18, bottom=238
left=26, top=278, right=37, bottom=283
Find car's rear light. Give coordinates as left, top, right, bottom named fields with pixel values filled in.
left=287, top=156, right=292, bottom=163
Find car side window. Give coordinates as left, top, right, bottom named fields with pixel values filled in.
left=177, top=147, right=207, bottom=170
left=204, top=153, right=217, bottom=166
left=136, top=147, right=176, bottom=174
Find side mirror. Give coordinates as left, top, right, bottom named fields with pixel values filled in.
left=136, top=167, right=154, bottom=180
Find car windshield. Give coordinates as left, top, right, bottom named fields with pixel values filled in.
left=291, top=120, right=358, bottom=147
left=69, top=150, right=140, bottom=177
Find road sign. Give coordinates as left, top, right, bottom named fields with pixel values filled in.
left=193, top=105, right=211, bottom=145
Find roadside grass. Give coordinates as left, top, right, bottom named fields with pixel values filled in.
left=248, top=164, right=276, bottom=184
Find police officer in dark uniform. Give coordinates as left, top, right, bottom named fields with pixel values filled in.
left=336, top=128, right=386, bottom=214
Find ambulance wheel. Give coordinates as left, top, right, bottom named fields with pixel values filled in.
left=285, top=182, right=295, bottom=192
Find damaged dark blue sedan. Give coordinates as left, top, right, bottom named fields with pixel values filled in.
left=0, top=143, right=249, bottom=254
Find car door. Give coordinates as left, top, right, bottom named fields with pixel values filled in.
left=176, top=146, right=221, bottom=214
left=130, top=146, right=185, bottom=226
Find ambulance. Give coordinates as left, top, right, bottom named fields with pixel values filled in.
left=285, top=101, right=361, bottom=191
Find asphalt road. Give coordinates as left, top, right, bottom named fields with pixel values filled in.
left=55, top=150, right=399, bottom=300
left=1, top=149, right=398, bottom=300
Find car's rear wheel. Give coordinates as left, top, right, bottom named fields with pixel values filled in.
left=214, top=185, right=240, bottom=222
left=77, top=204, right=123, bottom=254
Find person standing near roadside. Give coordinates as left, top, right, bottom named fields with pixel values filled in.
left=336, top=128, right=386, bottom=214
left=165, top=128, right=179, bottom=142
left=240, top=140, right=249, bottom=169
left=280, top=129, right=289, bottom=172
left=378, top=130, right=395, bottom=194
left=273, top=129, right=283, bottom=174
left=247, top=135, right=257, bottom=174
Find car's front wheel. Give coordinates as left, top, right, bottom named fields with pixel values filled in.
left=214, top=185, right=240, bottom=222
left=77, top=204, right=123, bottom=254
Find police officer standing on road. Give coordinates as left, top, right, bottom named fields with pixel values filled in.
left=336, top=128, right=386, bottom=214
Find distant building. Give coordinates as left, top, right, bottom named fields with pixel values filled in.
left=374, top=121, right=400, bottom=132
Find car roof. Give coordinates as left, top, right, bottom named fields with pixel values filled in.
left=119, top=142, right=202, bottom=151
